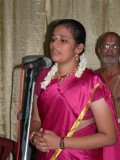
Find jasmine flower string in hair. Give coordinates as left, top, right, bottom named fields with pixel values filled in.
left=75, top=54, right=87, bottom=77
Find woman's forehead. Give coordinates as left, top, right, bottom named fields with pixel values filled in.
left=53, top=25, right=73, bottom=37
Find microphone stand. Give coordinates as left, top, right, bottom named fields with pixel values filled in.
left=20, top=68, right=36, bottom=160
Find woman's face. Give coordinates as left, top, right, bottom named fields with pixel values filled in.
left=50, top=25, right=81, bottom=65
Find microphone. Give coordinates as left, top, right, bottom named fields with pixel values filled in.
left=22, top=55, right=52, bottom=70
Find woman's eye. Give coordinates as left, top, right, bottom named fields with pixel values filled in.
left=51, top=37, right=55, bottom=41
left=61, top=39, right=67, bottom=43
left=50, top=36, right=68, bottom=43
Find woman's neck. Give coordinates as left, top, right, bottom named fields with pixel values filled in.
left=57, top=63, right=78, bottom=76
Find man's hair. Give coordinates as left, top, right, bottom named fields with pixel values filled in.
left=95, top=32, right=120, bottom=55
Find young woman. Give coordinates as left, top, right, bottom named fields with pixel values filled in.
left=29, top=19, right=120, bottom=160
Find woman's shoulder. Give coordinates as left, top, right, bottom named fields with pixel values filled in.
left=34, top=68, right=50, bottom=96
left=84, top=68, right=99, bottom=76
left=36, top=68, right=50, bottom=82
left=83, top=68, right=104, bottom=83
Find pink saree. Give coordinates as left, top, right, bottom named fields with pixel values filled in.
left=34, top=68, right=120, bottom=160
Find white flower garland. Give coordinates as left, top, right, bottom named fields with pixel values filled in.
left=41, top=54, right=87, bottom=89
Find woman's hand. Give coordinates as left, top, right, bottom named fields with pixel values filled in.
left=42, top=130, right=60, bottom=150
left=33, top=128, right=51, bottom=152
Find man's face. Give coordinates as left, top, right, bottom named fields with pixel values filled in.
left=98, top=34, right=120, bottom=65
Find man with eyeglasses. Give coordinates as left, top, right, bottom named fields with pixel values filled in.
left=95, top=32, right=120, bottom=127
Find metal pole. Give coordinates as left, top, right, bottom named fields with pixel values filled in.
left=24, top=82, right=35, bottom=160
left=20, top=69, right=34, bottom=160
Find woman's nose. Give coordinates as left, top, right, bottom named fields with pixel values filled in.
left=52, top=38, right=60, bottom=47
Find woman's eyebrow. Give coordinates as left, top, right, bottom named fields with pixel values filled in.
left=52, top=34, right=72, bottom=39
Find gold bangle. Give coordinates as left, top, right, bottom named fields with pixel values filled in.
left=59, top=137, right=64, bottom=149
left=29, top=131, right=36, bottom=145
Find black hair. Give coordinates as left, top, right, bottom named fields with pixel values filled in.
left=53, top=19, right=86, bottom=45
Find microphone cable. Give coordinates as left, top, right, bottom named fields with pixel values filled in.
left=17, top=68, right=25, bottom=160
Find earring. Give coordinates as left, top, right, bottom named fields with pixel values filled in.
left=75, top=55, right=79, bottom=61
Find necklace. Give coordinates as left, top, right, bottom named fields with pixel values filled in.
left=57, top=69, right=77, bottom=82
left=41, top=54, right=87, bottom=89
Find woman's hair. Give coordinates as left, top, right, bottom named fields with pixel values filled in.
left=53, top=19, right=86, bottom=45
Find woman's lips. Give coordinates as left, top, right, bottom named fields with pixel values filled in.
left=51, top=49, right=60, bottom=56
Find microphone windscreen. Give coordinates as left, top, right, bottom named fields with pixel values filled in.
left=22, top=55, right=44, bottom=65
left=43, top=57, right=52, bottom=68
left=22, top=55, right=52, bottom=69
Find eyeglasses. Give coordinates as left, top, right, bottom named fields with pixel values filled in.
left=100, top=44, right=120, bottom=50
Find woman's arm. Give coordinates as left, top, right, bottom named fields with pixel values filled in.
left=30, top=95, right=41, bottom=133
left=42, top=98, right=117, bottom=150
left=29, top=94, right=49, bottom=151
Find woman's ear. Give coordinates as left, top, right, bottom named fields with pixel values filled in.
left=75, top=43, right=84, bottom=54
